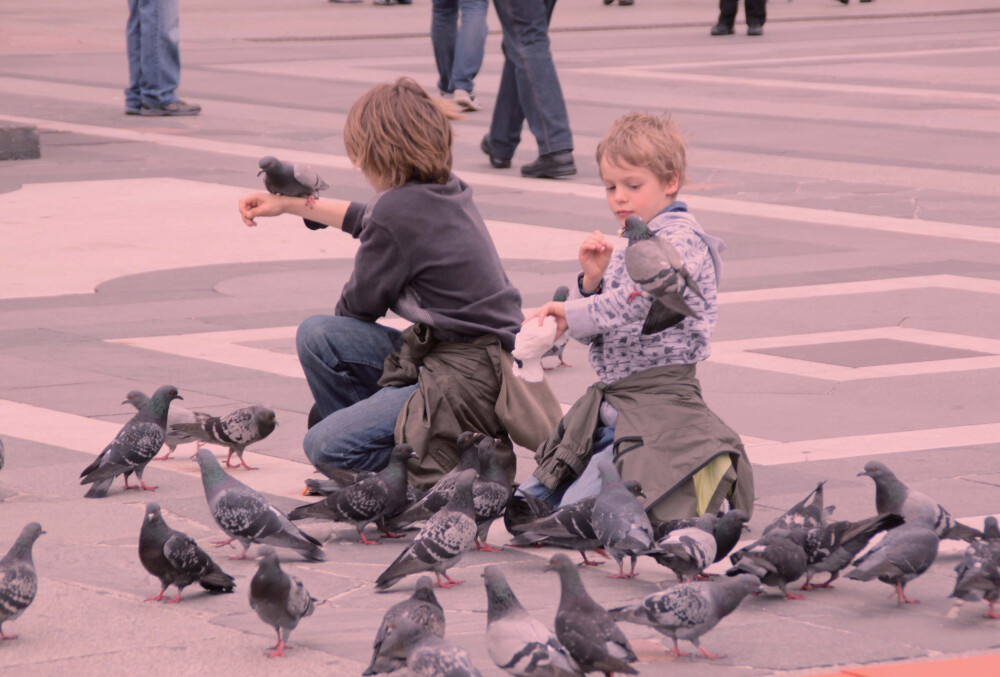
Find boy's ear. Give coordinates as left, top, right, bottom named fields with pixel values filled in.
left=664, top=173, right=680, bottom=197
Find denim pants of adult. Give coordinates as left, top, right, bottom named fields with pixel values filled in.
left=124, top=0, right=182, bottom=109
left=488, top=0, right=573, bottom=159
left=518, top=426, right=615, bottom=508
left=431, top=0, right=489, bottom=94
left=717, top=0, right=766, bottom=27
left=296, top=315, right=418, bottom=472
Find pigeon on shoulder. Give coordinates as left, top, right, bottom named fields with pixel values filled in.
left=258, top=156, right=328, bottom=207
left=249, top=547, right=319, bottom=658
left=195, top=449, right=324, bottom=562
left=0, top=522, right=44, bottom=640
left=139, top=502, right=236, bottom=602
left=609, top=574, right=760, bottom=659
left=172, top=405, right=276, bottom=471
left=847, top=523, right=939, bottom=606
left=482, top=565, right=583, bottom=677
left=545, top=553, right=638, bottom=675
left=591, top=460, right=653, bottom=579
left=859, top=461, right=982, bottom=541
left=364, top=576, right=445, bottom=675
left=80, top=385, right=182, bottom=497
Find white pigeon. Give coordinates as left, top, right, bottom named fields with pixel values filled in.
left=512, top=316, right=559, bottom=383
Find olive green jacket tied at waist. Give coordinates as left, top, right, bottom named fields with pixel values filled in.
left=379, top=324, right=564, bottom=491
left=532, top=364, right=755, bottom=524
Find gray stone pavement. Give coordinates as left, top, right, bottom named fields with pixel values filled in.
left=1, top=1, right=1000, bottom=675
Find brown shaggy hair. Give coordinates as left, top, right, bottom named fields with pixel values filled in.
left=596, top=112, right=687, bottom=197
left=343, top=77, right=461, bottom=188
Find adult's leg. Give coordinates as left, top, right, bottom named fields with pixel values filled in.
left=295, top=315, right=404, bottom=418
left=450, top=0, right=489, bottom=94
left=431, top=0, right=459, bottom=94
left=491, top=0, right=573, bottom=156
left=717, top=0, right=738, bottom=28
left=745, top=0, right=766, bottom=27
left=124, top=0, right=143, bottom=111
left=486, top=50, right=524, bottom=161
left=303, top=383, right=419, bottom=471
left=138, top=0, right=181, bottom=106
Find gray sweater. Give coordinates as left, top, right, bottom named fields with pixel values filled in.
left=306, top=176, right=523, bottom=351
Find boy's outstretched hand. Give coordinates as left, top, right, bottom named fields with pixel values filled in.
left=579, top=230, right=614, bottom=293
left=524, top=302, right=567, bottom=340
left=238, top=192, right=286, bottom=227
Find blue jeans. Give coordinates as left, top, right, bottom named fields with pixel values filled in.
left=124, top=0, right=181, bottom=109
left=297, top=315, right=418, bottom=472
left=431, top=0, right=489, bottom=94
left=519, top=426, right=615, bottom=507
left=488, top=0, right=573, bottom=159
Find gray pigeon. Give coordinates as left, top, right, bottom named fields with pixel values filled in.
left=139, top=502, right=236, bottom=602
left=385, top=431, right=484, bottom=531
left=483, top=565, right=583, bottom=677
left=727, top=529, right=808, bottom=600
left=985, top=515, right=1000, bottom=543
left=847, top=523, right=939, bottom=606
left=798, top=514, right=903, bottom=590
left=540, top=286, right=571, bottom=369
left=763, top=481, right=834, bottom=535
left=471, top=438, right=514, bottom=552
left=591, top=460, right=654, bottom=579
left=172, top=405, right=276, bottom=470
left=80, top=384, right=182, bottom=498
left=375, top=469, right=478, bottom=591
left=950, top=540, right=1000, bottom=619
left=0, top=523, right=44, bottom=640
left=258, top=156, right=329, bottom=207
left=288, top=445, right=416, bottom=544
left=508, top=481, right=645, bottom=567
left=123, top=390, right=210, bottom=461
left=609, top=574, right=760, bottom=659
left=622, top=215, right=706, bottom=335
left=648, top=513, right=718, bottom=582
left=545, top=553, right=638, bottom=675
left=380, top=617, right=483, bottom=677
left=364, top=576, right=446, bottom=675
left=859, top=461, right=982, bottom=541
left=194, top=449, right=324, bottom=562
left=654, top=509, right=750, bottom=565
left=249, top=547, right=318, bottom=658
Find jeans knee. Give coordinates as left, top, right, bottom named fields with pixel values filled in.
left=296, top=315, right=329, bottom=360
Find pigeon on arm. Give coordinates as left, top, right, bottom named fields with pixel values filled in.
left=258, top=156, right=328, bottom=207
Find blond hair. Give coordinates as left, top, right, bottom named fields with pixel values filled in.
left=596, top=112, right=687, bottom=196
left=344, top=77, right=461, bottom=188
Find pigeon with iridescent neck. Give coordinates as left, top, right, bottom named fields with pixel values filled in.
left=258, top=156, right=328, bottom=207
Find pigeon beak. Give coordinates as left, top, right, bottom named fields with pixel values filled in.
left=257, top=169, right=265, bottom=177
left=121, top=398, right=130, bottom=405
left=742, top=524, right=752, bottom=532
left=176, top=394, right=184, bottom=400
left=857, top=471, right=869, bottom=477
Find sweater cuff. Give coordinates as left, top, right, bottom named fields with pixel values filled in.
left=564, top=297, right=600, bottom=341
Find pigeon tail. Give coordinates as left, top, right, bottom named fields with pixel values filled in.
left=84, top=478, right=113, bottom=499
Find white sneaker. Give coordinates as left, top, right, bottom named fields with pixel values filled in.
left=453, top=89, right=480, bottom=112
left=439, top=90, right=454, bottom=100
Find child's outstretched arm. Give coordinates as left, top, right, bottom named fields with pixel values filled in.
left=238, top=192, right=351, bottom=229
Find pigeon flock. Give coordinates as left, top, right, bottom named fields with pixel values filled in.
left=2, top=378, right=999, bottom=668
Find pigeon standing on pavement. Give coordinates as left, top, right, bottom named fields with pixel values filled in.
left=847, top=523, right=940, bottom=606
left=763, top=481, right=833, bottom=535
left=379, top=618, right=483, bottom=677
left=249, top=547, right=319, bottom=658
left=0, top=522, right=44, bottom=640
left=727, top=529, right=808, bottom=600
left=950, top=539, right=1000, bottom=619
left=80, top=384, right=182, bottom=498
left=544, top=553, right=638, bottom=675
left=364, top=576, right=446, bottom=675
left=289, top=445, right=416, bottom=544
left=172, top=405, right=276, bottom=470
left=540, top=286, right=571, bottom=369
left=376, top=469, right=478, bottom=591
left=609, top=573, right=761, bottom=659
left=622, top=215, right=706, bottom=335
left=138, top=502, right=236, bottom=602
left=258, top=156, right=329, bottom=207
left=648, top=513, right=718, bottom=582
left=195, top=449, right=324, bottom=562
left=799, top=514, right=903, bottom=590
left=591, top=460, right=654, bottom=579
left=123, top=389, right=211, bottom=461
left=654, top=509, right=750, bottom=566
left=858, top=461, right=982, bottom=541
left=512, top=315, right=559, bottom=383
left=472, top=438, right=514, bottom=552
left=482, top=565, right=583, bottom=677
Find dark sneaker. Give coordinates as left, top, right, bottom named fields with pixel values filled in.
left=140, top=100, right=202, bottom=116
left=747, top=24, right=763, bottom=36
left=124, top=106, right=141, bottom=115
left=520, top=150, right=576, bottom=179
left=481, top=135, right=511, bottom=169
left=710, top=23, right=734, bottom=36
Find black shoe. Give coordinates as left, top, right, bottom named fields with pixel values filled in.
left=618, top=0, right=634, bottom=5
left=520, top=150, right=576, bottom=179
left=481, top=135, right=511, bottom=169
left=710, top=23, right=734, bottom=36
left=747, top=24, right=763, bottom=36
left=603, top=0, right=614, bottom=4
left=140, top=100, right=201, bottom=116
